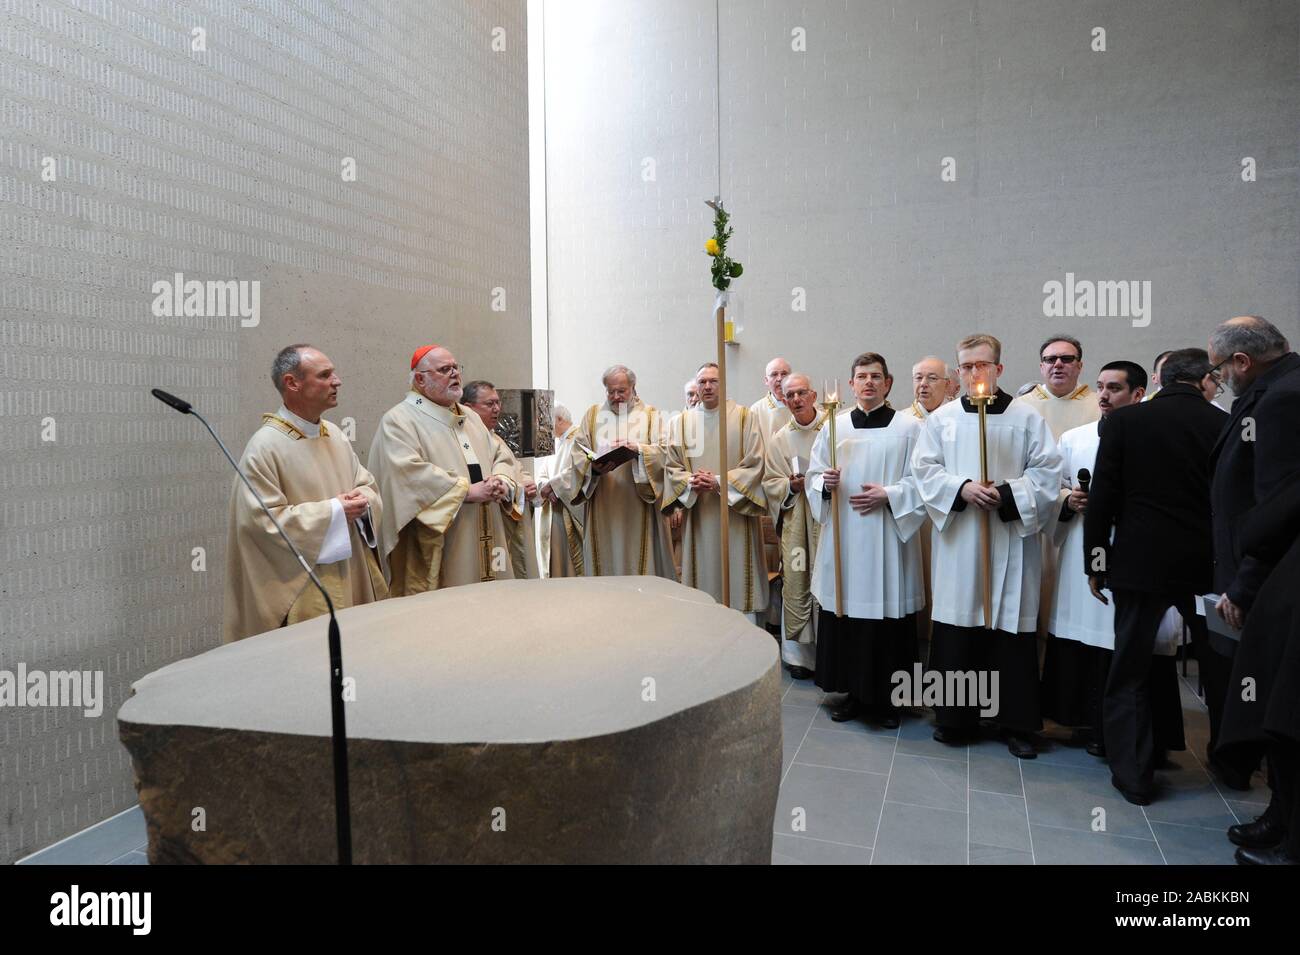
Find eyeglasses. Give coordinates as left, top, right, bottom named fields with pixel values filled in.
left=957, top=361, right=997, bottom=375
left=912, top=374, right=943, bottom=384
left=428, top=362, right=463, bottom=376
left=783, top=387, right=811, bottom=400
left=1041, top=354, right=1080, bottom=366
left=1203, top=356, right=1234, bottom=398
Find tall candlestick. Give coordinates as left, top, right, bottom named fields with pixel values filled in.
left=970, top=378, right=994, bottom=630
left=820, top=380, right=844, bottom=618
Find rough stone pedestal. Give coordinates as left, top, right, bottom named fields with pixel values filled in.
left=118, top=576, right=780, bottom=863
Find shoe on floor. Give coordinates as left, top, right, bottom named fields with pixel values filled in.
left=1235, top=845, right=1299, bottom=866
left=932, top=726, right=966, bottom=745
left=1110, top=775, right=1152, bottom=806
left=829, top=698, right=861, bottom=723
left=1006, top=734, right=1038, bottom=759
left=1085, top=740, right=1107, bottom=758
left=1228, top=814, right=1286, bottom=849
left=786, top=665, right=813, bottom=680
left=874, top=710, right=901, bottom=729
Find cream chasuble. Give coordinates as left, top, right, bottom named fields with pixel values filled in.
left=911, top=392, right=1064, bottom=634
left=664, top=401, right=769, bottom=615
left=904, top=400, right=937, bottom=635
left=550, top=399, right=674, bottom=578
left=749, top=391, right=792, bottom=443
left=806, top=407, right=927, bottom=620
left=367, top=392, right=519, bottom=594
left=224, top=411, right=386, bottom=643
left=537, top=432, right=585, bottom=578
left=1013, top=384, right=1100, bottom=441
left=762, top=411, right=826, bottom=642
left=491, top=431, right=541, bottom=580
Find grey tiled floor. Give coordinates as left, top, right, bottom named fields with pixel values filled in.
left=15, top=661, right=1266, bottom=866
left=773, top=662, right=1268, bottom=865
left=17, top=806, right=148, bottom=866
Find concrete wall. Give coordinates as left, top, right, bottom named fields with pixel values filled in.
left=543, top=0, right=1299, bottom=414
left=0, top=0, right=530, bottom=863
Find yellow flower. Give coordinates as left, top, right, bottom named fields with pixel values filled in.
left=705, top=238, right=720, bottom=255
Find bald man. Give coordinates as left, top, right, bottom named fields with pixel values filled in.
left=907, top=357, right=949, bottom=420
left=749, top=357, right=793, bottom=440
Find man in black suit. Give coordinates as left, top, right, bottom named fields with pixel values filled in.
left=1207, top=315, right=1300, bottom=849
left=1085, top=349, right=1226, bottom=804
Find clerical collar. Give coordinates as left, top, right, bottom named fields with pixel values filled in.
left=790, top=410, right=821, bottom=430
left=1033, top=383, right=1091, bottom=401
left=959, top=389, right=1014, bottom=414
left=277, top=405, right=322, bottom=438
left=404, top=390, right=465, bottom=428
left=850, top=404, right=894, bottom=429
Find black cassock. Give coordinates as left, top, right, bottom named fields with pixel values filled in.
left=813, top=405, right=919, bottom=710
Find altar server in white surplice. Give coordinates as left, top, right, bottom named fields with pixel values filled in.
left=807, top=353, right=927, bottom=727
left=1040, top=360, right=1184, bottom=759
left=912, top=333, right=1063, bottom=759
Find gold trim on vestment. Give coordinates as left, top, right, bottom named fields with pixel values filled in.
left=262, top=413, right=330, bottom=439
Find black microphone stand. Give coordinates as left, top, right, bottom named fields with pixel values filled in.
left=152, top=389, right=352, bottom=865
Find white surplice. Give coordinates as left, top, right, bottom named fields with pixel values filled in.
left=806, top=407, right=928, bottom=620
left=911, top=395, right=1064, bottom=634
left=1049, top=421, right=1112, bottom=648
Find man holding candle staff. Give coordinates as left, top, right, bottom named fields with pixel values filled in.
left=912, top=334, right=1064, bottom=757
left=807, top=354, right=928, bottom=726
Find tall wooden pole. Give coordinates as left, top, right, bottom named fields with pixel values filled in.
left=715, top=302, right=731, bottom=607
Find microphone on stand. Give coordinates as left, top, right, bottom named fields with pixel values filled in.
left=151, top=388, right=353, bottom=865
left=1077, top=467, right=1091, bottom=493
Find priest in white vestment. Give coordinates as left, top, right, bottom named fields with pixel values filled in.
left=912, top=334, right=1063, bottom=758
left=664, top=362, right=769, bottom=623
left=666, top=380, right=701, bottom=577
left=1041, top=361, right=1184, bottom=758
left=225, top=345, right=386, bottom=643
left=748, top=356, right=792, bottom=441
left=367, top=346, right=518, bottom=595
left=463, top=380, right=540, bottom=580
left=761, top=374, right=826, bottom=678
left=906, top=356, right=950, bottom=647
left=808, top=354, right=927, bottom=726
left=536, top=405, right=584, bottom=577
left=545, top=365, right=674, bottom=578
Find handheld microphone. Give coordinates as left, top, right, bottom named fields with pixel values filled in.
left=1077, top=468, right=1091, bottom=493
left=151, top=387, right=353, bottom=865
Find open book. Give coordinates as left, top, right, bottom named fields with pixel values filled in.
left=576, top=441, right=639, bottom=471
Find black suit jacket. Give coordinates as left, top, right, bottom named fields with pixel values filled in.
left=1084, top=383, right=1226, bottom=595
left=1209, top=352, right=1300, bottom=609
